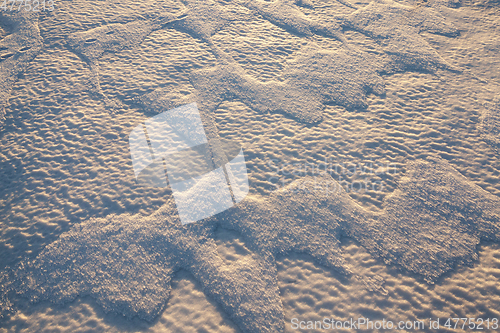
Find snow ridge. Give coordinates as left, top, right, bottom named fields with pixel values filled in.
left=60, top=0, right=462, bottom=118
left=2, top=157, right=499, bottom=332
left=0, top=0, right=464, bottom=126
left=238, top=0, right=348, bottom=44
left=343, top=0, right=460, bottom=73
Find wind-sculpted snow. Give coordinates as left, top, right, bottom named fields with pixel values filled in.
left=5, top=204, right=284, bottom=332
left=62, top=0, right=462, bottom=119
left=187, top=44, right=384, bottom=124
left=172, top=0, right=244, bottom=42
left=408, top=0, right=462, bottom=8
left=190, top=57, right=325, bottom=124
left=65, top=0, right=245, bottom=108
left=0, top=1, right=492, bottom=331
left=66, top=14, right=183, bottom=108
left=213, top=170, right=388, bottom=293
left=2, top=158, right=499, bottom=331
left=282, top=46, right=385, bottom=109
left=0, top=10, right=43, bottom=124
left=479, top=96, right=500, bottom=149
left=343, top=0, right=460, bottom=72
left=355, top=157, right=500, bottom=282
left=238, top=0, right=348, bottom=44
left=217, top=157, right=500, bottom=287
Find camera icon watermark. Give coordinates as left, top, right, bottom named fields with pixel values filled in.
left=129, top=102, right=249, bottom=225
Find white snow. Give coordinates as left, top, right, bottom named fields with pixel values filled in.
left=3, top=157, right=499, bottom=331
left=0, top=10, right=42, bottom=124
left=480, top=96, right=500, bottom=148
left=0, top=0, right=499, bottom=331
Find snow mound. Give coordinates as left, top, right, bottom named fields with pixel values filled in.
left=217, top=157, right=500, bottom=287
left=343, top=0, right=460, bottom=72
left=6, top=202, right=284, bottom=332
left=239, top=0, right=347, bottom=43
left=3, top=158, right=498, bottom=330
left=0, top=10, right=43, bottom=124
left=282, top=46, right=385, bottom=109
left=356, top=157, right=500, bottom=282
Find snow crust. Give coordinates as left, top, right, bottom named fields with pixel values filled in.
left=0, top=0, right=463, bottom=124
left=2, top=157, right=499, bottom=332
left=343, top=0, right=460, bottom=72
left=1, top=0, right=498, bottom=331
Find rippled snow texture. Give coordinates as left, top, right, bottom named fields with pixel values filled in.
left=480, top=96, right=500, bottom=148
left=0, top=0, right=499, bottom=331
left=2, top=157, right=499, bottom=332
left=0, top=10, right=42, bottom=123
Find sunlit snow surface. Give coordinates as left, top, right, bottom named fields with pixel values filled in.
left=2, top=156, right=499, bottom=332
left=480, top=96, right=500, bottom=149
left=0, top=10, right=42, bottom=122
left=0, top=0, right=500, bottom=332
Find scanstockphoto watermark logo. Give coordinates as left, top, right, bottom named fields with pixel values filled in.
left=267, top=158, right=398, bottom=194
left=128, top=102, right=249, bottom=225
left=291, top=317, right=499, bottom=331
left=291, top=317, right=426, bottom=331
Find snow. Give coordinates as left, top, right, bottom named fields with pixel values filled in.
left=282, top=46, right=385, bottom=109
left=0, top=10, right=42, bottom=124
left=2, top=157, right=499, bottom=331
left=480, top=96, right=500, bottom=149
left=343, top=0, right=460, bottom=72
left=238, top=0, right=347, bottom=43
left=0, top=0, right=499, bottom=331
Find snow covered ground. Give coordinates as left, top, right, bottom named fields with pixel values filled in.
left=0, top=0, right=499, bottom=331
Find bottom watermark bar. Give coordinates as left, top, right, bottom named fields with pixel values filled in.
left=290, top=317, right=499, bottom=331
